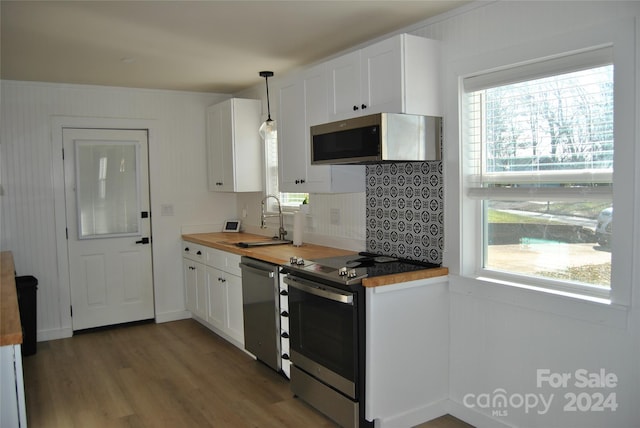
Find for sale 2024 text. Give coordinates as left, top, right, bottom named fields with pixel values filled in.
left=463, top=368, right=618, bottom=417
left=537, top=368, right=618, bottom=413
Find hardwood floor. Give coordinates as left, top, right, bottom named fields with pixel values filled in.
left=23, top=319, right=472, bottom=428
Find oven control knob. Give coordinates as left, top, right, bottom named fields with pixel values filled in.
left=338, top=267, right=348, bottom=276
left=348, top=269, right=358, bottom=278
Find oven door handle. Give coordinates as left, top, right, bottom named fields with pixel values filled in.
left=284, top=276, right=354, bottom=305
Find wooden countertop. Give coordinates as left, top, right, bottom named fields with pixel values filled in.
left=1, top=251, right=23, bottom=346
left=182, top=232, right=357, bottom=265
left=182, top=232, right=448, bottom=287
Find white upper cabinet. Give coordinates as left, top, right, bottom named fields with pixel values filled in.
left=206, top=98, right=262, bottom=192
left=277, top=33, right=440, bottom=194
left=327, top=33, right=442, bottom=121
left=277, top=76, right=307, bottom=191
left=327, top=50, right=363, bottom=120
left=278, top=66, right=365, bottom=193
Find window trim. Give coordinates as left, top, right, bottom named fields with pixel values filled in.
left=452, top=19, right=636, bottom=310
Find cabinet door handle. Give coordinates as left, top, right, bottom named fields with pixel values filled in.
left=196, top=250, right=202, bottom=255
left=185, top=247, right=190, bottom=252
left=353, top=105, right=359, bottom=111
left=280, top=310, right=289, bottom=317
left=281, top=331, right=289, bottom=339
left=280, top=290, right=288, bottom=296
left=282, top=353, right=290, bottom=360
left=300, top=179, right=305, bottom=184
left=361, top=104, right=367, bottom=110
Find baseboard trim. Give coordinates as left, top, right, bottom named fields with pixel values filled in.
left=445, top=400, right=513, bottom=428
left=37, top=327, right=73, bottom=342
left=155, top=310, right=191, bottom=324
left=377, top=398, right=448, bottom=428
left=34, top=311, right=191, bottom=342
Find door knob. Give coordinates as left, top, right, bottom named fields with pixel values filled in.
left=135, top=237, right=150, bottom=244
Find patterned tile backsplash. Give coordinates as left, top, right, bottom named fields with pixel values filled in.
left=365, top=162, right=444, bottom=264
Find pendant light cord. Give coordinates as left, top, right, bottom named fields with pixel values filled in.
left=259, top=71, right=274, bottom=123
left=265, top=77, right=272, bottom=122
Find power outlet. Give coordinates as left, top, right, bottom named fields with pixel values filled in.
left=330, top=208, right=341, bottom=225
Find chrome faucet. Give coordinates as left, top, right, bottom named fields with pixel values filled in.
left=261, top=195, right=287, bottom=241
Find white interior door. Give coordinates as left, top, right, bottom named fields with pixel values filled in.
left=63, top=128, right=154, bottom=331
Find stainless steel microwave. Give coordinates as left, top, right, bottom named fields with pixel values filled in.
left=310, top=113, right=441, bottom=165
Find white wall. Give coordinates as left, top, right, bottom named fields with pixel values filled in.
left=0, top=81, right=235, bottom=339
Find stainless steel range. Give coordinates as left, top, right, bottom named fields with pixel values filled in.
left=283, top=253, right=439, bottom=428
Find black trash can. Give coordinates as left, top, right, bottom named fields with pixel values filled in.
left=15, top=275, right=38, bottom=356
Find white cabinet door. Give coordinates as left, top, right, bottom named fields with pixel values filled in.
left=278, top=76, right=307, bottom=191
left=327, top=50, right=362, bottom=121
left=183, top=258, right=206, bottom=319
left=206, top=98, right=262, bottom=192
left=225, top=273, right=245, bottom=344
left=361, top=36, right=403, bottom=115
left=183, top=259, right=197, bottom=313
left=207, top=266, right=226, bottom=331
left=207, top=101, right=233, bottom=191
left=302, top=64, right=333, bottom=191
left=206, top=267, right=243, bottom=344
left=1, top=345, right=26, bottom=428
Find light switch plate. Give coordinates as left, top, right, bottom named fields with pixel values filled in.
left=160, top=204, right=174, bottom=216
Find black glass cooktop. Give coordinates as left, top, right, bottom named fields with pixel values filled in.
left=284, top=252, right=440, bottom=286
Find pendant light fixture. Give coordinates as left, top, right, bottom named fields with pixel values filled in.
left=258, top=70, right=275, bottom=139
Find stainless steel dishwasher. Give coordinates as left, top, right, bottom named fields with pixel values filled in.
left=239, top=256, right=281, bottom=372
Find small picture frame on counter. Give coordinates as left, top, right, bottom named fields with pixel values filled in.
left=222, top=219, right=241, bottom=232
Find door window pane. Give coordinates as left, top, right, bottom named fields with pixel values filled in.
left=75, top=141, right=140, bottom=238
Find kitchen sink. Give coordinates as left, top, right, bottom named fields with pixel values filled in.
left=235, top=240, right=292, bottom=248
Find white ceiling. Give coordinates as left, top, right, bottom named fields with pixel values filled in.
left=0, top=0, right=469, bottom=93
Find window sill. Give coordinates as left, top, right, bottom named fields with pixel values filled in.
left=449, top=274, right=629, bottom=330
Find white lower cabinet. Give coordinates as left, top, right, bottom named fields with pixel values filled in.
left=183, top=245, right=207, bottom=320
left=205, top=265, right=244, bottom=345
left=183, top=242, right=244, bottom=348
left=1, top=345, right=27, bottom=428
left=206, top=267, right=226, bottom=331
left=365, top=276, right=449, bottom=426
left=223, top=272, right=244, bottom=343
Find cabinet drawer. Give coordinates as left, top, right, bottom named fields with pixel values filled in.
left=183, top=242, right=206, bottom=262
left=205, top=247, right=227, bottom=270
left=224, top=253, right=242, bottom=276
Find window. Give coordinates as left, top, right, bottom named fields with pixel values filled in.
left=463, top=48, right=614, bottom=296
left=263, top=127, right=308, bottom=211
